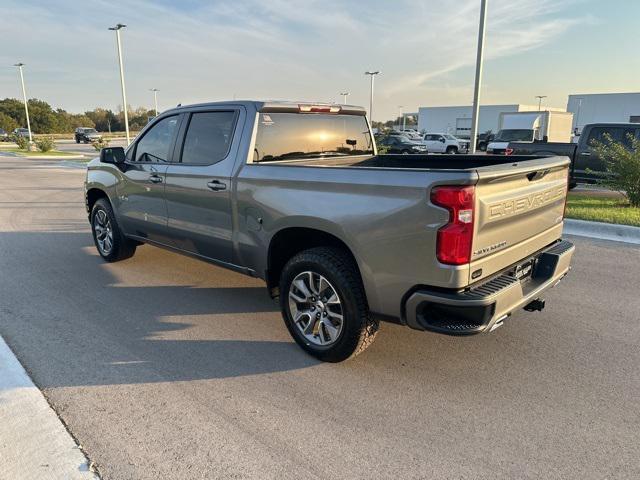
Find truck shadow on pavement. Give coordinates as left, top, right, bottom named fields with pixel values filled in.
left=0, top=231, right=320, bottom=387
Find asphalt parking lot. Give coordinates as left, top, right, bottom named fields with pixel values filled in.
left=0, top=157, right=638, bottom=479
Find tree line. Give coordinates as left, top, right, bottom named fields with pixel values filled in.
left=0, top=98, right=156, bottom=134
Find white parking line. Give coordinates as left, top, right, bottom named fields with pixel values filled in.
left=0, top=336, right=99, bottom=480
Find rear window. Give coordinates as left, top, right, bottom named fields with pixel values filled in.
left=253, top=113, right=373, bottom=162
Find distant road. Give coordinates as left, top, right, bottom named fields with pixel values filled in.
left=55, top=139, right=127, bottom=156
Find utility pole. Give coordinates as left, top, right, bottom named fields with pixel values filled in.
left=14, top=63, right=33, bottom=145
left=109, top=24, right=130, bottom=145
left=150, top=88, right=159, bottom=116
left=340, top=92, right=350, bottom=104
left=469, top=0, right=488, bottom=154
left=398, top=105, right=405, bottom=130
left=536, top=95, right=547, bottom=111
left=364, top=71, right=380, bottom=126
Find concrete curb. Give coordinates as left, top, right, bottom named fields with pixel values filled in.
left=0, top=336, right=99, bottom=479
left=564, top=219, right=640, bottom=245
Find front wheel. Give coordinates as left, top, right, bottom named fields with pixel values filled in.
left=279, top=247, right=379, bottom=362
left=90, top=198, right=137, bottom=262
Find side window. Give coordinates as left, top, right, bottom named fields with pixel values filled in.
left=587, top=127, right=622, bottom=146
left=181, top=111, right=236, bottom=165
left=134, top=115, right=179, bottom=163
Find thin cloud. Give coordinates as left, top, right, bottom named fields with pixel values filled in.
left=0, top=0, right=586, bottom=119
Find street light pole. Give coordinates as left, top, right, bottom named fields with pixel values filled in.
left=109, top=24, right=130, bottom=145
left=150, top=88, right=159, bottom=116
left=340, top=92, right=350, bottom=104
left=536, top=95, right=547, bottom=111
left=469, top=0, right=488, bottom=154
left=14, top=63, right=32, bottom=144
left=364, top=71, right=380, bottom=126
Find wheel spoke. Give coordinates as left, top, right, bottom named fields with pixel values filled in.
left=327, top=309, right=343, bottom=322
left=325, top=292, right=340, bottom=305
left=321, top=320, right=339, bottom=342
left=292, top=278, right=312, bottom=301
left=307, top=272, right=319, bottom=295
left=303, top=316, right=317, bottom=335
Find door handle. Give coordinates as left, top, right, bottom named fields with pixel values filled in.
left=149, top=174, right=163, bottom=184
left=207, top=180, right=227, bottom=191
left=579, top=152, right=591, bottom=156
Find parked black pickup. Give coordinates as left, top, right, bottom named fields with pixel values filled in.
left=507, top=122, right=640, bottom=186
left=506, top=142, right=577, bottom=188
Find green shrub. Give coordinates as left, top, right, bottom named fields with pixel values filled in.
left=92, top=137, right=110, bottom=151
left=14, top=135, right=29, bottom=150
left=35, top=136, right=55, bottom=152
left=591, top=134, right=640, bottom=207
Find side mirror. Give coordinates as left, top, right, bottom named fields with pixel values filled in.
left=440, top=138, right=445, bottom=143
left=100, top=147, right=126, bottom=164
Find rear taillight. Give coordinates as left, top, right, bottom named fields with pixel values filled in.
left=431, top=185, right=475, bottom=265
left=505, top=147, right=514, bottom=156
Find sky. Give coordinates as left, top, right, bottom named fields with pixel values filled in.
left=1, top=0, right=639, bottom=121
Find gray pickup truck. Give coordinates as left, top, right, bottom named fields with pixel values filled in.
left=85, top=101, right=575, bottom=362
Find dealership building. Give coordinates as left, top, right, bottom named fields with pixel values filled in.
left=417, top=92, right=640, bottom=138
left=417, top=104, right=565, bottom=138
left=567, top=92, right=640, bottom=133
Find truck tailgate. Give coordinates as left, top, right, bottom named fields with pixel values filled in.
left=469, top=156, right=570, bottom=284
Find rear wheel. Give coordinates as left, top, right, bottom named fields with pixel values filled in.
left=279, top=247, right=379, bottom=362
left=446, top=146, right=458, bottom=154
left=400, top=149, right=410, bottom=155
left=75, top=138, right=80, bottom=144
left=90, top=198, right=137, bottom=262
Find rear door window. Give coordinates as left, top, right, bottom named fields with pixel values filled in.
left=180, top=111, right=237, bottom=165
left=587, top=127, right=622, bottom=146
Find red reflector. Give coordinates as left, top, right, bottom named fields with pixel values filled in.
left=505, top=147, right=514, bottom=156
left=431, top=186, right=475, bottom=265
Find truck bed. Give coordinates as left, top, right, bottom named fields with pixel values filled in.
left=265, top=154, right=555, bottom=170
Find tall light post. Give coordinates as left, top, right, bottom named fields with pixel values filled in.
left=13, top=63, right=33, bottom=144
left=469, top=0, right=488, bottom=154
left=149, top=88, right=159, bottom=116
left=574, top=97, right=584, bottom=134
left=364, top=71, right=380, bottom=126
left=109, top=23, right=130, bottom=145
left=536, top=95, right=547, bottom=111
left=340, top=92, right=350, bottom=104
left=398, top=105, right=404, bottom=130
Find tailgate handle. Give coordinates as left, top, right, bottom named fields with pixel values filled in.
left=527, top=169, right=550, bottom=182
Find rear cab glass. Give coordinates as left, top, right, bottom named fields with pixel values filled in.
left=253, top=113, right=374, bottom=163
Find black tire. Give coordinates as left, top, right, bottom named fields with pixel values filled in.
left=90, top=198, right=137, bottom=262
left=279, top=247, right=379, bottom=362
left=75, top=138, right=80, bottom=144
left=446, top=146, right=458, bottom=154
left=400, top=149, right=410, bottom=155
left=479, top=143, right=487, bottom=152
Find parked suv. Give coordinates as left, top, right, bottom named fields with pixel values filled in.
left=0, top=128, right=8, bottom=141
left=75, top=127, right=102, bottom=143
left=13, top=128, right=30, bottom=138
left=422, top=133, right=468, bottom=154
